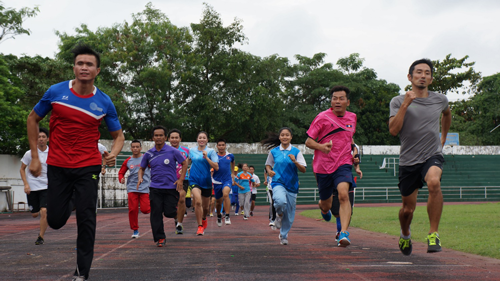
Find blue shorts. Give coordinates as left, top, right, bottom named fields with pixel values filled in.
left=214, top=181, right=232, bottom=200
left=316, top=164, right=354, bottom=201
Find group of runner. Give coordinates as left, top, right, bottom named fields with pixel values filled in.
left=22, top=43, right=450, bottom=280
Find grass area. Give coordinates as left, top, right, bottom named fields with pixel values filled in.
left=301, top=203, right=500, bottom=259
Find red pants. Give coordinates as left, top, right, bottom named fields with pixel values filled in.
left=128, top=192, right=151, bottom=230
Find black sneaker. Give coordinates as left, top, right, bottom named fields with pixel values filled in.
left=399, top=237, right=412, bottom=256
left=35, top=235, right=44, bottom=245
left=427, top=232, right=442, bottom=253
left=175, top=224, right=183, bottom=235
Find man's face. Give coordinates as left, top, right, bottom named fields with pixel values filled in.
left=217, top=142, right=226, bottom=153
left=38, top=132, right=48, bottom=147
left=131, top=143, right=141, bottom=156
left=331, top=91, right=350, bottom=115
left=153, top=129, right=166, bottom=146
left=73, top=54, right=100, bottom=83
left=249, top=167, right=255, bottom=174
left=408, top=63, right=433, bottom=89
left=168, top=132, right=181, bottom=148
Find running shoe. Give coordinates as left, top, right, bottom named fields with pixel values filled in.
left=234, top=212, right=239, bottom=216
left=250, top=211, right=253, bottom=216
left=156, top=239, right=166, bottom=247
left=275, top=214, right=283, bottom=229
left=202, top=218, right=208, bottom=230
left=217, top=216, right=222, bottom=227
left=184, top=211, right=187, bottom=217
left=131, top=230, right=140, bottom=238
left=321, top=210, right=332, bottom=222
left=337, top=231, right=350, bottom=247
left=210, top=213, right=213, bottom=217
left=399, top=237, right=412, bottom=256
left=243, top=216, right=248, bottom=220
left=35, top=235, right=44, bottom=245
left=196, top=226, right=204, bottom=236
left=269, top=220, right=275, bottom=226
left=225, top=216, right=231, bottom=225
left=335, top=232, right=340, bottom=242
left=279, top=234, right=288, bottom=245
left=175, top=224, right=183, bottom=235
left=72, top=276, right=86, bottom=281
left=241, top=210, right=245, bottom=215
left=427, top=232, right=442, bottom=253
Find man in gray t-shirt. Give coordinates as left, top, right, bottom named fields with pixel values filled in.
left=389, top=58, right=451, bottom=256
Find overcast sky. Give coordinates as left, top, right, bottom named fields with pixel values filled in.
left=3, top=0, right=500, bottom=101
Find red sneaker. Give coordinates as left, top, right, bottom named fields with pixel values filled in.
left=156, top=238, right=166, bottom=247
left=202, top=218, right=207, bottom=230
left=196, top=226, right=204, bottom=236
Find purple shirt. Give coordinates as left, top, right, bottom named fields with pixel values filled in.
left=141, top=144, right=186, bottom=189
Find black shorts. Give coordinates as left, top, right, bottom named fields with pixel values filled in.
left=182, top=180, right=189, bottom=192
left=398, top=155, right=444, bottom=197
left=27, top=189, right=48, bottom=213
left=251, top=194, right=257, bottom=201
left=331, top=188, right=354, bottom=217
left=191, top=184, right=212, bottom=198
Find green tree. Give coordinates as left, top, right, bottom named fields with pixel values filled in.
left=180, top=3, right=288, bottom=142
left=450, top=73, right=500, bottom=145
left=0, top=2, right=39, bottom=43
left=0, top=56, right=29, bottom=154
left=56, top=3, right=193, bottom=140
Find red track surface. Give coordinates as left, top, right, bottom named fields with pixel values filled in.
left=1, top=205, right=499, bottom=280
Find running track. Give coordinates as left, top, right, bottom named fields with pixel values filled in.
left=1, top=205, right=499, bottom=280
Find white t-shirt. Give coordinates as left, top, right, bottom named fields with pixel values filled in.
left=251, top=174, right=261, bottom=194
left=21, top=147, right=49, bottom=191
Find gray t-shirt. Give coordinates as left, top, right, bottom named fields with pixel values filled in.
left=389, top=91, right=449, bottom=166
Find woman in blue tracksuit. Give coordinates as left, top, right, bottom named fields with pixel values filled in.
left=262, top=127, right=307, bottom=245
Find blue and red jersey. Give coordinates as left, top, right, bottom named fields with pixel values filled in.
left=33, top=80, right=121, bottom=168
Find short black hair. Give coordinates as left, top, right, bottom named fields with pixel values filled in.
left=131, top=139, right=141, bottom=146
left=216, top=138, right=226, bottom=144
left=152, top=125, right=167, bottom=137
left=39, top=127, right=49, bottom=138
left=409, top=58, right=434, bottom=76
left=249, top=165, right=255, bottom=169
left=71, top=43, right=101, bottom=68
left=167, top=129, right=182, bottom=139
left=330, top=85, right=350, bottom=99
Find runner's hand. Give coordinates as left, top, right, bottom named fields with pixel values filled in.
left=288, top=154, right=296, bottom=163
left=120, top=178, right=125, bottom=184
left=268, top=170, right=276, bottom=177
left=355, top=165, right=363, bottom=179
left=202, top=150, right=208, bottom=159
left=24, top=184, right=31, bottom=195
left=175, top=179, right=183, bottom=192
left=320, top=140, right=332, bottom=154
left=137, top=178, right=143, bottom=190
left=403, top=91, right=417, bottom=107
left=103, top=151, right=117, bottom=166
left=28, top=158, right=42, bottom=177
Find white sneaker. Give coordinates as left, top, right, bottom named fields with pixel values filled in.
left=243, top=216, right=248, bottom=220
left=269, top=220, right=275, bottom=226
left=225, top=216, right=231, bottom=225
left=275, top=214, right=283, bottom=229
left=217, top=216, right=222, bottom=227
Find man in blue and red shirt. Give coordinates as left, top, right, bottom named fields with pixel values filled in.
left=212, top=138, right=235, bottom=226
left=138, top=126, right=188, bottom=247
left=26, top=44, right=124, bottom=280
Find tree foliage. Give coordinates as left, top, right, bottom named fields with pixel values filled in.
left=0, top=2, right=39, bottom=43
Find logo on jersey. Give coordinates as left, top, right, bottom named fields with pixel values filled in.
left=226, top=156, right=230, bottom=160
left=346, top=124, right=353, bottom=128
left=90, top=102, right=103, bottom=112
left=129, top=164, right=135, bottom=169
left=164, top=159, right=170, bottom=165
left=62, top=95, right=69, bottom=100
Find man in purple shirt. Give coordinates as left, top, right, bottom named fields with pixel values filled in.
left=138, top=125, right=188, bottom=247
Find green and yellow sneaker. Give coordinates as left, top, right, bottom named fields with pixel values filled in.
left=399, top=237, right=412, bottom=256
left=426, top=232, right=442, bottom=253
